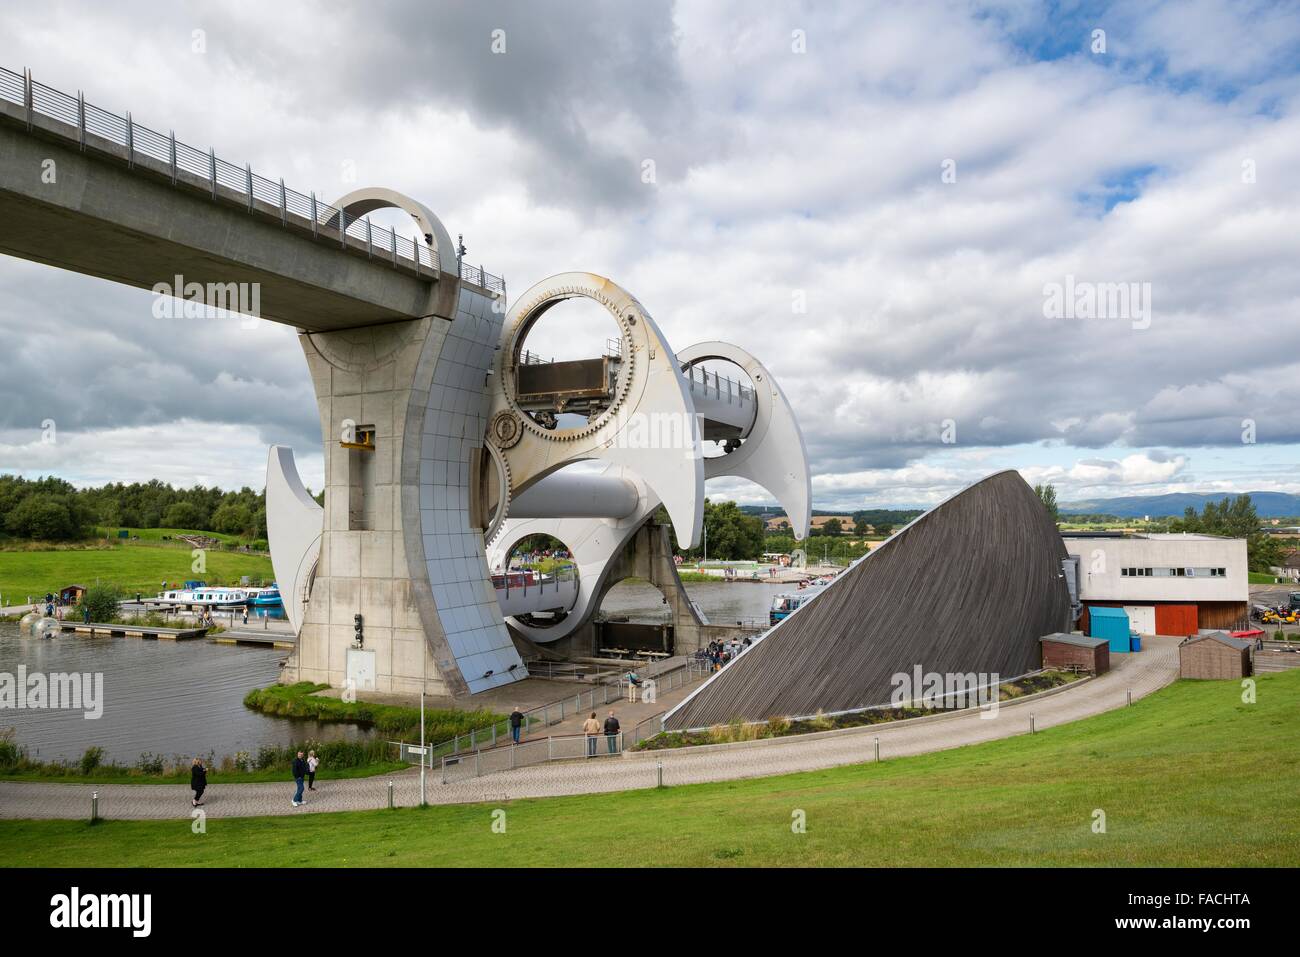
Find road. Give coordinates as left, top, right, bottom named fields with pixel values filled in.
left=0, top=636, right=1180, bottom=820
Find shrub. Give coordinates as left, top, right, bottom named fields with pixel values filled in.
left=804, top=711, right=835, bottom=732
left=75, top=583, right=125, bottom=623
left=764, top=716, right=792, bottom=737
left=79, top=746, right=104, bottom=775
left=136, top=752, right=165, bottom=775
left=0, top=728, right=21, bottom=769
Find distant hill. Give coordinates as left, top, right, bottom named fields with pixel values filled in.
left=1061, top=491, right=1300, bottom=519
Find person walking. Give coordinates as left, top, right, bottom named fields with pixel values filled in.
left=603, top=710, right=621, bottom=753
left=190, top=757, right=207, bottom=808
left=582, top=712, right=601, bottom=757
left=291, top=750, right=308, bottom=806
left=306, top=750, right=319, bottom=791
left=509, top=706, right=524, bottom=744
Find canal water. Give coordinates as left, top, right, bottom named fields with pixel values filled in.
left=600, top=579, right=787, bottom=624
left=0, top=580, right=792, bottom=763
left=0, top=622, right=370, bottom=764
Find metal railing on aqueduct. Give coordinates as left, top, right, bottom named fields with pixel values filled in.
left=0, top=66, right=506, bottom=294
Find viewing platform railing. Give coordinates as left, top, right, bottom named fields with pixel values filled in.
left=0, top=66, right=506, bottom=295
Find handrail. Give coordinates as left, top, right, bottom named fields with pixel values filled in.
left=426, top=657, right=713, bottom=779
left=0, top=65, right=507, bottom=295
left=411, top=655, right=704, bottom=761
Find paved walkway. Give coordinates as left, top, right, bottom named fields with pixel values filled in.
left=0, top=637, right=1179, bottom=820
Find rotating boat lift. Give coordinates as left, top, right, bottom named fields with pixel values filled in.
left=266, top=196, right=809, bottom=695
left=485, top=315, right=813, bottom=656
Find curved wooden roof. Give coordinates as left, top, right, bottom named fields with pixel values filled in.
left=665, top=471, right=1070, bottom=728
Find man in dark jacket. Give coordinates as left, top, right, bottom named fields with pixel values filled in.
left=292, top=751, right=307, bottom=806
left=603, top=711, right=621, bottom=753
left=509, top=706, right=524, bottom=744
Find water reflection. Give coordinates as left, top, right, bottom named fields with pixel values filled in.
left=0, top=622, right=370, bottom=764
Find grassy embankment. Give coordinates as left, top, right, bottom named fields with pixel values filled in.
left=0, top=734, right=404, bottom=785
left=1, top=670, right=1296, bottom=866
left=0, top=532, right=274, bottom=600
left=243, top=682, right=505, bottom=744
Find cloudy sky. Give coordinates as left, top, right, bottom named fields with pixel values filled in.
left=1, top=0, right=1298, bottom=508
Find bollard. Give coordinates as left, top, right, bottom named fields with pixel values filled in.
left=387, top=781, right=394, bottom=810
left=1030, top=713, right=1036, bottom=734
left=874, top=736, right=880, bottom=762
left=1127, top=689, right=1132, bottom=707
left=91, top=790, right=99, bottom=823
left=656, top=761, right=663, bottom=789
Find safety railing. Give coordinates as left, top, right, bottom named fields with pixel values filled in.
left=436, top=732, right=625, bottom=783
left=430, top=657, right=715, bottom=778
left=492, top=564, right=577, bottom=599
left=402, top=655, right=703, bottom=765
left=0, top=66, right=507, bottom=296
left=685, top=365, right=753, bottom=405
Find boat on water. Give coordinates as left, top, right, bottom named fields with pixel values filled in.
left=246, top=585, right=283, bottom=607
left=157, top=582, right=252, bottom=607
left=769, top=584, right=827, bottom=625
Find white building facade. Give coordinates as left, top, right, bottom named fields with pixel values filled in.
left=1062, top=533, right=1249, bottom=636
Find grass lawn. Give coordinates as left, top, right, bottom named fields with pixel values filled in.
left=244, top=682, right=504, bottom=742
left=2, top=670, right=1297, bottom=866
left=0, top=540, right=274, bottom=598
left=1249, top=571, right=1290, bottom=584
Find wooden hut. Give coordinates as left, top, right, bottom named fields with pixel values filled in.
left=59, top=584, right=87, bottom=605
left=1040, top=633, right=1110, bottom=674
left=1179, top=632, right=1252, bottom=679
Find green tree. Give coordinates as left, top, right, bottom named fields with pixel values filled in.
left=211, top=502, right=255, bottom=536
left=5, top=493, right=80, bottom=540
left=162, top=501, right=207, bottom=530
left=821, top=518, right=843, bottom=537
left=674, top=499, right=764, bottom=561
left=853, top=518, right=870, bottom=537
left=1034, top=483, right=1059, bottom=522
left=76, top=583, right=124, bottom=623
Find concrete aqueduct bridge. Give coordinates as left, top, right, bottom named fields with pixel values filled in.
left=0, top=68, right=812, bottom=698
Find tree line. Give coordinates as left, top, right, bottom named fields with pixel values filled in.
left=0, top=474, right=273, bottom=542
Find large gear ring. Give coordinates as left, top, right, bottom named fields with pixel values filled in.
left=503, top=283, right=638, bottom=442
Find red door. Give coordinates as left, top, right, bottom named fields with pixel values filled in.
left=1155, top=604, right=1197, bottom=637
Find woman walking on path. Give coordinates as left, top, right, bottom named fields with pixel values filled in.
left=307, top=750, right=320, bottom=791
left=190, top=758, right=207, bottom=808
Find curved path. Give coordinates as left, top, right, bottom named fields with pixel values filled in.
left=0, top=637, right=1178, bottom=820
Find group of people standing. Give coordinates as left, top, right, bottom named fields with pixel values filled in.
left=582, top=711, right=621, bottom=756
left=187, top=750, right=320, bottom=809
left=705, top=635, right=752, bottom=671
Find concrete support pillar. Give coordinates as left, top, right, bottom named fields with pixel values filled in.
left=281, top=277, right=529, bottom=696
left=632, top=522, right=707, bottom=654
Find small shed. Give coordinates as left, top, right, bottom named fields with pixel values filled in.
left=1040, top=633, right=1110, bottom=675
left=59, top=584, right=87, bottom=605
left=1088, top=605, right=1132, bottom=653
left=1179, top=632, right=1252, bottom=679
